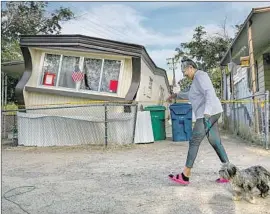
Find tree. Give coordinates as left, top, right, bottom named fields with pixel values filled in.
left=234, top=23, right=244, bottom=36
left=1, top=2, right=75, bottom=103
left=178, top=78, right=192, bottom=92
left=1, top=2, right=74, bottom=62
left=174, top=25, right=232, bottom=98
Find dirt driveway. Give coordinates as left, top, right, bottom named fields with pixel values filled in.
left=2, top=133, right=270, bottom=214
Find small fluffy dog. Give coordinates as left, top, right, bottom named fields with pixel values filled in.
left=219, top=163, right=270, bottom=204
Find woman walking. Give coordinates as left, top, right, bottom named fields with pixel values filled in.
left=167, top=58, right=229, bottom=185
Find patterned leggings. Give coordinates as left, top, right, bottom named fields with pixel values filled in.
left=185, top=113, right=229, bottom=168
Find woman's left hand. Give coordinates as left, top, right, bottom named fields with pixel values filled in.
left=204, top=114, right=211, bottom=119
left=204, top=114, right=211, bottom=128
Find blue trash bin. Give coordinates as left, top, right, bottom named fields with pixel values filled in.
left=169, top=103, right=192, bottom=141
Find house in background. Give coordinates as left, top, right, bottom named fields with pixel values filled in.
left=220, top=7, right=270, bottom=136
left=16, top=34, right=170, bottom=111
left=221, top=7, right=270, bottom=100
left=12, top=35, right=171, bottom=146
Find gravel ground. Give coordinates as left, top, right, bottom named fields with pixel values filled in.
left=2, top=133, right=270, bottom=214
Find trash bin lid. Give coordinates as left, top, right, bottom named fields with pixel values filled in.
left=169, top=103, right=192, bottom=115
left=170, top=102, right=191, bottom=106
left=144, top=105, right=166, bottom=111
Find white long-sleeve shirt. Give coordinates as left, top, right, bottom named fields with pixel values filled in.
left=177, top=70, right=223, bottom=119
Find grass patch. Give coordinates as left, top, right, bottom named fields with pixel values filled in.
left=2, top=103, right=18, bottom=115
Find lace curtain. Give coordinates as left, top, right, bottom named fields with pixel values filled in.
left=41, top=54, right=121, bottom=93
left=100, top=59, right=121, bottom=93
left=41, top=54, right=61, bottom=86
left=81, top=58, right=102, bottom=91
left=58, top=56, right=80, bottom=89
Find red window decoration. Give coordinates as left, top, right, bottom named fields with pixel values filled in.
left=109, top=80, right=118, bottom=92
left=43, top=72, right=56, bottom=86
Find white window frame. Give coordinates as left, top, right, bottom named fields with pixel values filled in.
left=55, top=55, right=63, bottom=87
left=37, top=52, right=46, bottom=86
left=80, top=57, right=124, bottom=95
left=37, top=51, right=125, bottom=97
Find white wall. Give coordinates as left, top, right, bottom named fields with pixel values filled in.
left=136, top=58, right=170, bottom=107
left=24, top=92, right=124, bottom=117
left=26, top=48, right=43, bottom=87
left=136, top=58, right=171, bottom=134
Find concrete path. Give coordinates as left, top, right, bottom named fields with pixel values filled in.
left=2, top=133, right=270, bottom=214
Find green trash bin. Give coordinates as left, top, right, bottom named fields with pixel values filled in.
left=144, top=105, right=166, bottom=141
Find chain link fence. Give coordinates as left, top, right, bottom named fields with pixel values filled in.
left=1, top=112, right=17, bottom=140
left=1, top=103, right=138, bottom=147
left=221, top=91, right=269, bottom=150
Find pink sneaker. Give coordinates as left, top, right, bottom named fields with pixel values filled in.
left=216, top=178, right=229, bottom=183
left=168, top=174, right=190, bottom=185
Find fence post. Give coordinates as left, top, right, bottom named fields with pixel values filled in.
left=237, top=102, right=240, bottom=134
left=132, top=104, right=138, bottom=144
left=13, top=114, right=18, bottom=146
left=265, top=91, right=269, bottom=150
left=104, top=103, right=108, bottom=147
left=233, top=102, right=236, bottom=133
left=1, top=72, right=4, bottom=108
left=3, top=112, right=7, bottom=138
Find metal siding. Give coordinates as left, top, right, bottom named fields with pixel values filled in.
left=17, top=111, right=135, bottom=146
left=233, top=66, right=253, bottom=125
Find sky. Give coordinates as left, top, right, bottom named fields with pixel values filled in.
left=46, top=1, right=270, bottom=83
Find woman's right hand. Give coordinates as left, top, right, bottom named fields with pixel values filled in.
left=166, top=93, right=177, bottom=103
